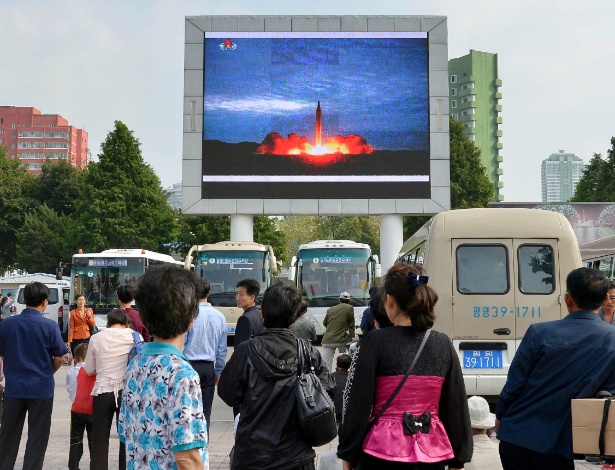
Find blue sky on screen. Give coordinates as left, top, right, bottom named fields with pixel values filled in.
left=204, top=36, right=428, bottom=150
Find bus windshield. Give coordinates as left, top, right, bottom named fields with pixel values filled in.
left=72, top=256, right=144, bottom=307
left=298, top=248, right=370, bottom=307
left=194, top=250, right=268, bottom=304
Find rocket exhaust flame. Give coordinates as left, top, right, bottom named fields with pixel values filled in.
left=255, top=101, right=373, bottom=162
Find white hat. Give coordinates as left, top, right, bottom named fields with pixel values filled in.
left=468, top=396, right=496, bottom=430
left=339, top=292, right=351, bottom=300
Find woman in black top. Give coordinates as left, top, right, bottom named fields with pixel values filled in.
left=337, top=263, right=472, bottom=470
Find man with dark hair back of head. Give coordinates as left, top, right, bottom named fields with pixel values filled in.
left=234, top=278, right=264, bottom=348
left=289, top=300, right=317, bottom=343
left=119, top=265, right=208, bottom=469
left=0, top=281, right=69, bottom=470
left=218, top=283, right=334, bottom=469
left=183, top=278, right=227, bottom=437
left=117, top=285, right=150, bottom=342
left=496, top=267, right=615, bottom=469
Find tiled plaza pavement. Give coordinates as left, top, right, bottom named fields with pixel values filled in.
left=0, top=359, right=606, bottom=469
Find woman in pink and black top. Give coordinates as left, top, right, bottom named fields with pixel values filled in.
left=337, top=264, right=472, bottom=470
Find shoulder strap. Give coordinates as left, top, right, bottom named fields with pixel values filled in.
left=370, top=329, right=431, bottom=427
left=599, top=397, right=612, bottom=457
left=132, top=331, right=141, bottom=344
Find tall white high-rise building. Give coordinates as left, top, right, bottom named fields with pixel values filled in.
left=541, top=150, right=585, bottom=202
left=167, top=182, right=182, bottom=210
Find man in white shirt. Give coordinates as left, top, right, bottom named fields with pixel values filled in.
left=184, top=278, right=227, bottom=434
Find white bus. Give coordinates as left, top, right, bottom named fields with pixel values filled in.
left=184, top=241, right=278, bottom=335
left=57, top=248, right=183, bottom=320
left=397, top=208, right=582, bottom=399
left=580, top=234, right=615, bottom=279
left=290, top=240, right=381, bottom=340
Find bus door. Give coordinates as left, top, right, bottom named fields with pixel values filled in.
left=452, top=240, right=516, bottom=396
left=512, top=240, right=560, bottom=340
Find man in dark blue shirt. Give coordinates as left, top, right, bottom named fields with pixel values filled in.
left=0, top=281, right=69, bottom=470
left=496, top=267, right=615, bottom=470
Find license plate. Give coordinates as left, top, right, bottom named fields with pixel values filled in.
left=463, top=350, right=502, bottom=369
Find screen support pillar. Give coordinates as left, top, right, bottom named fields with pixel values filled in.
left=380, top=214, right=403, bottom=273
left=230, top=214, right=253, bottom=242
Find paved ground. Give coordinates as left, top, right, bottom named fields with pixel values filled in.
left=0, top=347, right=607, bottom=469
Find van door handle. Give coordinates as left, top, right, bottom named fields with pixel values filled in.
left=493, top=328, right=510, bottom=335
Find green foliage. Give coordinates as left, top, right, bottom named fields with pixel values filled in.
left=254, top=216, right=287, bottom=262
left=571, top=140, right=615, bottom=202
left=279, top=216, right=380, bottom=263
left=33, top=160, right=84, bottom=216
left=174, top=213, right=231, bottom=258
left=404, top=117, right=494, bottom=238
left=0, top=147, right=37, bottom=271
left=72, top=121, right=176, bottom=253
left=15, top=205, right=74, bottom=273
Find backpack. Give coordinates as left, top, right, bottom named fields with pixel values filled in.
left=127, top=331, right=146, bottom=366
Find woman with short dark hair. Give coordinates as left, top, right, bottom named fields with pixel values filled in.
left=85, top=308, right=139, bottom=470
left=338, top=264, right=472, bottom=470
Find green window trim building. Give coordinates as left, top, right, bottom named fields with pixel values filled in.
left=449, top=50, right=504, bottom=201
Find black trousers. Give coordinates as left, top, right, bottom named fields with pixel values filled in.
left=499, top=440, right=575, bottom=470
left=70, top=338, right=90, bottom=357
left=0, top=396, right=54, bottom=470
left=90, top=391, right=125, bottom=470
left=356, top=453, right=446, bottom=469
left=69, top=411, right=93, bottom=470
left=190, top=360, right=215, bottom=435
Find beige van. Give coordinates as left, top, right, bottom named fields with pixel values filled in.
left=15, top=281, right=71, bottom=341
left=397, top=208, right=582, bottom=399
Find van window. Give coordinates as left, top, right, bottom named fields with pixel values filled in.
left=518, top=245, right=555, bottom=294
left=457, top=245, right=509, bottom=294
left=17, top=287, right=60, bottom=305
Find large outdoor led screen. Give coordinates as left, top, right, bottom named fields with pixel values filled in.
left=202, top=32, right=430, bottom=199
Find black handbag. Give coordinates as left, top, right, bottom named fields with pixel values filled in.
left=295, top=338, right=338, bottom=447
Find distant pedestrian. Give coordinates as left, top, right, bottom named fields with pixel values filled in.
left=598, top=282, right=615, bottom=325
left=322, top=292, right=355, bottom=371
left=68, top=294, right=96, bottom=356
left=234, top=278, right=264, bottom=347
left=465, top=396, right=501, bottom=470
left=66, top=343, right=95, bottom=470
left=184, top=278, right=227, bottom=435
left=359, top=287, right=377, bottom=335
left=290, top=300, right=317, bottom=343
left=330, top=354, right=351, bottom=433
left=496, top=267, right=615, bottom=469
left=119, top=265, right=208, bottom=470
left=0, top=293, right=14, bottom=320
left=0, top=281, right=69, bottom=470
left=117, top=284, right=150, bottom=341
left=85, top=308, right=137, bottom=470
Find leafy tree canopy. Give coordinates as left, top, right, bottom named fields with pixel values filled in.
left=404, top=117, right=494, bottom=237
left=72, top=121, right=176, bottom=253
left=15, top=204, right=74, bottom=273
left=32, top=159, right=84, bottom=216
left=571, top=139, right=615, bottom=202
left=0, top=147, right=37, bottom=271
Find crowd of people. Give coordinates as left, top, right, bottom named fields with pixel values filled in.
left=1, top=264, right=615, bottom=469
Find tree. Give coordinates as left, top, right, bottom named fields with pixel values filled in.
left=0, top=147, right=37, bottom=271
left=404, top=117, right=494, bottom=237
left=32, top=159, right=84, bottom=216
left=571, top=147, right=613, bottom=202
left=279, top=216, right=380, bottom=262
left=254, top=216, right=287, bottom=263
left=15, top=205, right=74, bottom=273
left=72, top=121, right=176, bottom=253
left=174, top=213, right=231, bottom=259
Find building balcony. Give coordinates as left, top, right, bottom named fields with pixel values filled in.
left=495, top=92, right=503, bottom=99
left=497, top=168, right=504, bottom=175
left=497, top=193, right=505, bottom=201
left=496, top=155, right=504, bottom=163
left=496, top=129, right=503, bottom=137
left=496, top=142, right=504, bottom=149
left=494, top=79, right=503, bottom=87
left=496, top=116, right=503, bottom=124
left=495, top=104, right=503, bottom=112
left=498, top=181, right=504, bottom=188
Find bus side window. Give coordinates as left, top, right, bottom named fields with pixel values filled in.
left=518, top=245, right=555, bottom=294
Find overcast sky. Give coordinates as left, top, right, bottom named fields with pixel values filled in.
left=2, top=0, right=614, bottom=202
